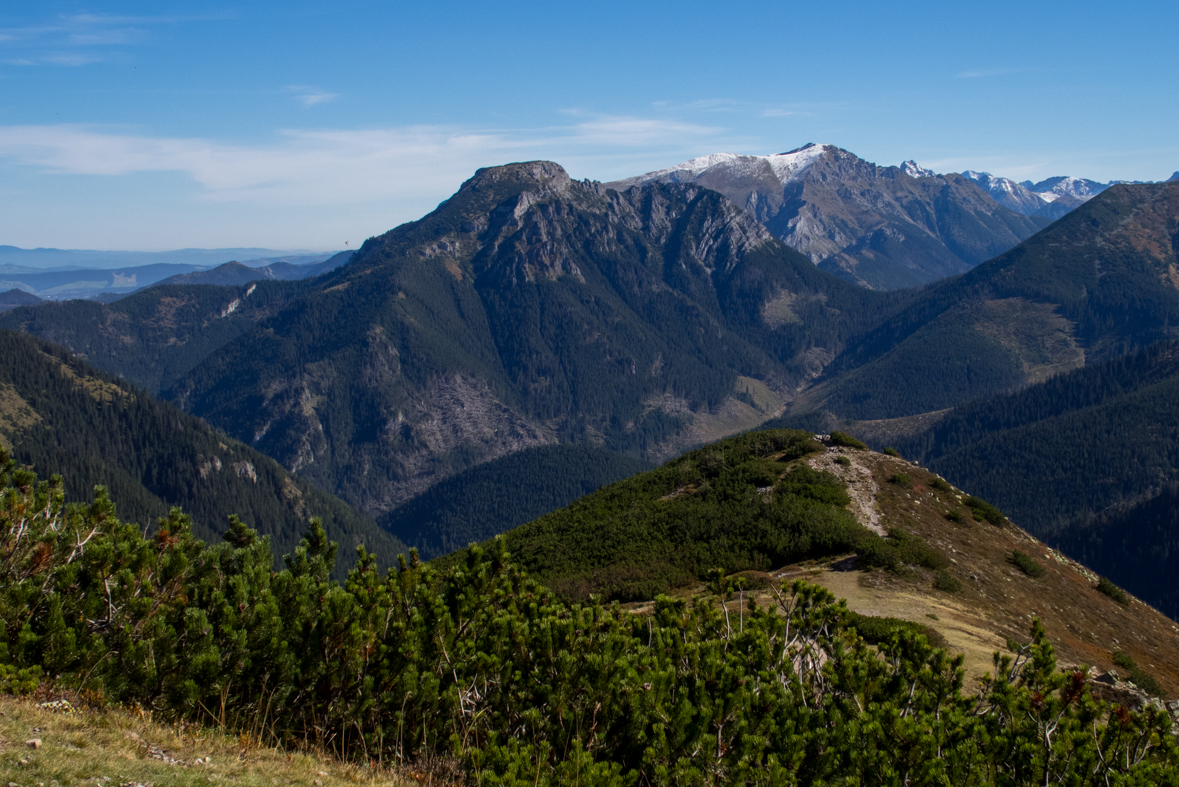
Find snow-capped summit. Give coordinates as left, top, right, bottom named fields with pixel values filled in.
left=1028, top=176, right=1110, bottom=201
left=900, top=160, right=938, bottom=179
left=617, top=144, right=833, bottom=189
left=763, top=143, right=831, bottom=183
left=607, top=144, right=1046, bottom=291
left=962, top=171, right=1051, bottom=216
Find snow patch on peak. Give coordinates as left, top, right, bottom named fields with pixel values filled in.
left=644, top=152, right=745, bottom=180
left=900, top=160, right=938, bottom=179
left=765, top=144, right=829, bottom=183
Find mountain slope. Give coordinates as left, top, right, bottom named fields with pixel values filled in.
left=610, top=144, right=1050, bottom=290
left=789, top=181, right=1179, bottom=421
left=0, top=329, right=405, bottom=574
left=451, top=429, right=1179, bottom=693
left=166, top=161, right=901, bottom=514
left=868, top=340, right=1179, bottom=618
left=379, top=442, right=651, bottom=558
left=0, top=289, right=42, bottom=312
left=0, top=280, right=304, bottom=395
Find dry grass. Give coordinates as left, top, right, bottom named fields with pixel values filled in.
left=0, top=695, right=433, bottom=787
left=807, top=450, right=1179, bottom=697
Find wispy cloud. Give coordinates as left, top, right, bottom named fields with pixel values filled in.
left=0, top=115, right=732, bottom=206
left=0, top=12, right=221, bottom=67
left=286, top=85, right=337, bottom=107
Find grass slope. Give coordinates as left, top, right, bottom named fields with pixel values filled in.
left=880, top=340, right=1179, bottom=617
left=0, top=695, right=413, bottom=787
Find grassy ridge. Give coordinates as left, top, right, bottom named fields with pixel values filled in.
left=445, top=429, right=895, bottom=601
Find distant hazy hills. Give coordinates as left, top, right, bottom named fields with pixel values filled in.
left=0, top=249, right=345, bottom=301
left=147, top=251, right=352, bottom=289
left=0, top=329, right=404, bottom=576
left=610, top=143, right=1051, bottom=290
left=0, top=245, right=327, bottom=271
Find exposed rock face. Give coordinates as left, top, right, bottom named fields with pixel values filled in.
left=610, top=144, right=1050, bottom=290
left=172, top=161, right=874, bottom=514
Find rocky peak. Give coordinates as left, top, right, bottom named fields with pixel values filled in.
left=900, top=160, right=938, bottom=179
left=609, top=144, right=1047, bottom=289
left=461, top=161, right=572, bottom=201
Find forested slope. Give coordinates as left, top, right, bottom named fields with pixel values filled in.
left=379, top=443, right=650, bottom=558
left=0, top=280, right=304, bottom=395
left=883, top=340, right=1179, bottom=617
left=0, top=329, right=403, bottom=574
left=791, top=181, right=1179, bottom=421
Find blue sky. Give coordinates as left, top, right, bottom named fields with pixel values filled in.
left=1, top=0, right=1176, bottom=251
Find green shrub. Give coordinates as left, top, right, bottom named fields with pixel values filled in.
left=944, top=509, right=963, bottom=524
left=1111, top=651, right=1163, bottom=697
left=844, top=611, right=946, bottom=648
left=934, top=571, right=962, bottom=593
left=930, top=477, right=952, bottom=492
left=835, top=455, right=851, bottom=467
left=1010, top=550, right=1046, bottom=578
left=829, top=431, right=867, bottom=450
left=0, top=663, right=41, bottom=695
left=883, top=447, right=902, bottom=458
left=858, top=528, right=947, bottom=573
left=1096, top=576, right=1130, bottom=606
left=964, top=495, right=1007, bottom=526
left=888, top=473, right=912, bottom=488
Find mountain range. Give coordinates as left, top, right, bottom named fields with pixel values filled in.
left=783, top=179, right=1179, bottom=423
left=609, top=144, right=1051, bottom=290
left=960, top=171, right=1146, bottom=220
left=4, top=157, right=1179, bottom=622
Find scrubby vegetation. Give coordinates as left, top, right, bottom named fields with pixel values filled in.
left=829, top=430, right=867, bottom=449
left=1112, top=651, right=1164, bottom=698
left=1097, top=575, right=1131, bottom=606
left=934, top=570, right=964, bottom=593
left=457, top=430, right=963, bottom=601
left=964, top=495, right=1007, bottom=526
left=3, top=448, right=1177, bottom=785
left=1010, top=549, right=1047, bottom=578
